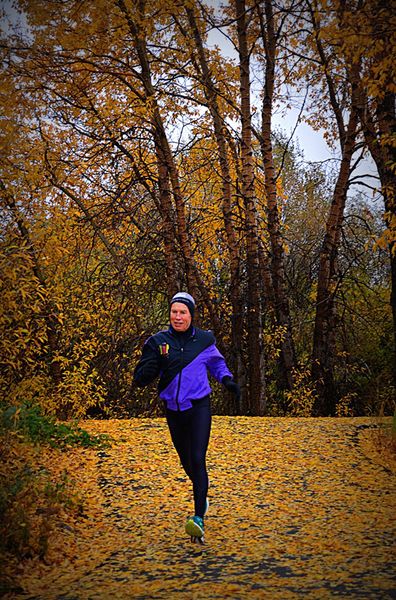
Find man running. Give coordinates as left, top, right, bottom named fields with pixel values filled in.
left=133, top=292, right=240, bottom=543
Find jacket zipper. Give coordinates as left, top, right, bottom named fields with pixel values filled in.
left=175, top=346, right=184, bottom=411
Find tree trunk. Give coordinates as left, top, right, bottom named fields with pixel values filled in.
left=258, top=0, right=296, bottom=392
left=118, top=0, right=229, bottom=341
left=312, top=111, right=358, bottom=415
left=116, top=0, right=192, bottom=300
left=235, top=0, right=266, bottom=415
left=184, top=6, right=245, bottom=412
left=355, top=85, right=396, bottom=389
left=155, top=156, right=182, bottom=297
left=308, top=3, right=360, bottom=415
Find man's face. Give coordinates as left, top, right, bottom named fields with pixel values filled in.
left=170, top=302, right=192, bottom=332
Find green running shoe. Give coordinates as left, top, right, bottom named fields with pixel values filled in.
left=185, top=515, right=204, bottom=539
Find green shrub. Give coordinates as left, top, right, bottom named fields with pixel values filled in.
left=0, top=400, right=111, bottom=591
left=1, top=402, right=110, bottom=448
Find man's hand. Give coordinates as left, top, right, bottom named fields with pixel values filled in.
left=222, top=376, right=241, bottom=403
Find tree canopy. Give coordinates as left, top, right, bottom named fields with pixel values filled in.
left=1, top=0, right=394, bottom=417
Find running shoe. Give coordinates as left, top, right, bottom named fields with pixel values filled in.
left=185, top=515, right=204, bottom=539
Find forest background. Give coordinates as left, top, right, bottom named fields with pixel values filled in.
left=1, top=0, right=395, bottom=420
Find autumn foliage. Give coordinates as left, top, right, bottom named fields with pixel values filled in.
left=0, top=0, right=395, bottom=421
left=2, top=417, right=395, bottom=598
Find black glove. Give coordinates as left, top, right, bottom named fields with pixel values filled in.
left=222, top=376, right=241, bottom=402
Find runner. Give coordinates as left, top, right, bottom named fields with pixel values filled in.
left=133, top=292, right=240, bottom=543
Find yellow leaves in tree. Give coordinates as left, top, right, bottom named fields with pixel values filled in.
left=370, top=210, right=396, bottom=253
left=285, top=364, right=317, bottom=417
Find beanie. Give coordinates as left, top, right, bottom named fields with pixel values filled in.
left=170, top=291, right=195, bottom=318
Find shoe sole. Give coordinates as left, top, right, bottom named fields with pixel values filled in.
left=185, top=519, right=204, bottom=538
left=191, top=535, right=205, bottom=544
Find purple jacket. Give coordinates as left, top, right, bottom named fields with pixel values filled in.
left=133, top=326, right=233, bottom=411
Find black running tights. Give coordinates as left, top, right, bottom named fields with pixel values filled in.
left=166, top=395, right=211, bottom=518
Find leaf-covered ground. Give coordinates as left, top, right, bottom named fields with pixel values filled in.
left=6, top=417, right=396, bottom=599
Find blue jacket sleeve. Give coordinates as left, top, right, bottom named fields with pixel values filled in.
left=133, top=337, right=161, bottom=387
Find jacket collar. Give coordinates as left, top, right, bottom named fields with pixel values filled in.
left=168, top=325, right=195, bottom=338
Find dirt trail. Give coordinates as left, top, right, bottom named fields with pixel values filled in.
left=9, top=417, right=396, bottom=599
